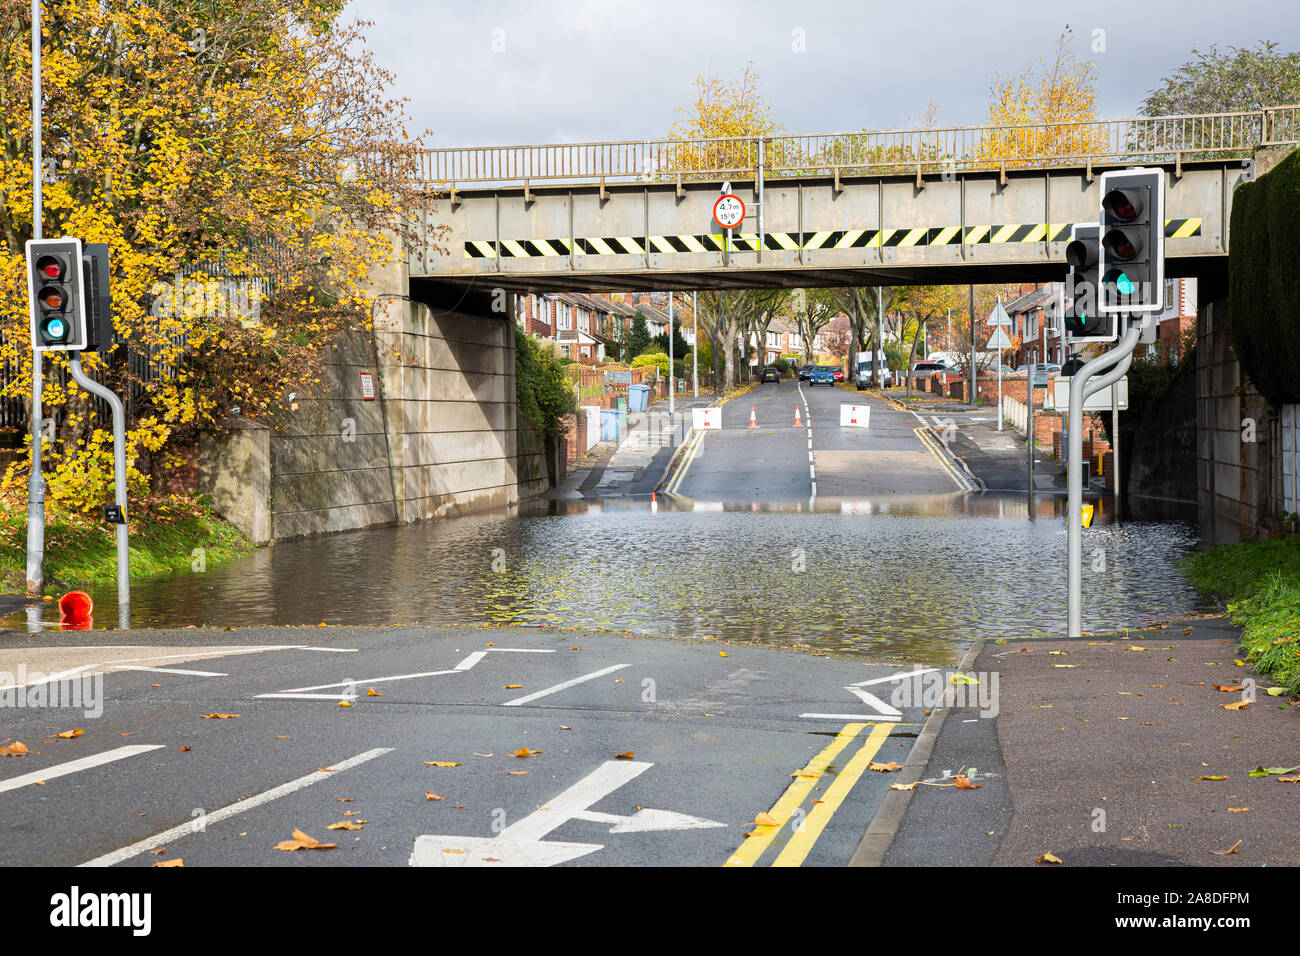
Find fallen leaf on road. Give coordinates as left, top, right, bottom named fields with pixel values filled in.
left=337, top=798, right=353, bottom=802
left=1037, top=853, right=1063, bottom=864
left=1249, top=765, right=1300, bottom=777
left=425, top=793, right=444, bottom=801
left=152, top=858, right=184, bottom=867
left=367, top=689, right=382, bottom=696
left=425, top=761, right=460, bottom=767
left=1224, top=701, right=1249, bottom=710
left=151, top=849, right=166, bottom=856
left=1127, top=646, right=1147, bottom=651
left=719, top=651, right=728, bottom=657
left=614, top=751, right=634, bottom=760
left=1210, top=840, right=1242, bottom=856
left=754, top=812, right=778, bottom=827
left=1213, top=684, right=1245, bottom=692
left=504, top=770, right=527, bottom=775
left=1228, top=808, right=1250, bottom=812
left=868, top=761, right=903, bottom=772
left=326, top=821, right=363, bottom=830
left=275, top=829, right=336, bottom=851
left=790, top=769, right=822, bottom=779
left=890, top=782, right=918, bottom=791
left=1278, top=775, right=1300, bottom=783
left=514, top=748, right=540, bottom=758
left=339, top=701, right=351, bottom=708
left=953, top=775, right=981, bottom=789
left=1266, top=687, right=1288, bottom=696
left=1194, top=775, right=1228, bottom=781
left=179, top=746, right=191, bottom=752
left=502, top=685, right=522, bottom=690
left=0, top=742, right=30, bottom=757
left=56, top=729, right=84, bottom=738
left=473, top=753, right=493, bottom=758
left=199, top=713, right=239, bottom=719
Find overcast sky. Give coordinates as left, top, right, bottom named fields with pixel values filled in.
left=350, top=0, right=1298, bottom=147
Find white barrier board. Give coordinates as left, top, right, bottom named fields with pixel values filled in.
left=839, top=404, right=871, bottom=428
left=692, top=407, right=722, bottom=430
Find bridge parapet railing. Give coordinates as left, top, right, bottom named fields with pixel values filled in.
left=416, top=106, right=1300, bottom=188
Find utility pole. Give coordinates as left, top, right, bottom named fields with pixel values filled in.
left=968, top=285, right=976, bottom=406
left=667, top=292, right=675, bottom=416
left=692, top=291, right=698, bottom=398
left=27, top=0, right=44, bottom=596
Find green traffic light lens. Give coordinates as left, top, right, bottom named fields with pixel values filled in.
left=1104, top=269, right=1135, bottom=295
left=43, top=317, right=67, bottom=340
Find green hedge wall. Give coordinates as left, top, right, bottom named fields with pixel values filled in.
left=1229, top=148, right=1300, bottom=404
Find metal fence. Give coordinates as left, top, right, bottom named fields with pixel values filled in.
left=417, top=106, right=1300, bottom=187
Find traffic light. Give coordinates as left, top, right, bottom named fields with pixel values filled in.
left=1098, top=167, right=1165, bottom=314
left=26, top=237, right=88, bottom=351
left=81, top=243, right=114, bottom=352
left=1063, top=222, right=1115, bottom=343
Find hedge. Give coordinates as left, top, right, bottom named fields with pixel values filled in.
left=1229, top=147, right=1300, bottom=404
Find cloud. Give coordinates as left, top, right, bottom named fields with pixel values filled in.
left=348, top=0, right=1300, bottom=146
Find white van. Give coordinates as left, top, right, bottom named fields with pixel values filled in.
left=854, top=350, right=893, bottom=389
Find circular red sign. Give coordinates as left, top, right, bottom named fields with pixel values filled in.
left=712, top=194, right=745, bottom=230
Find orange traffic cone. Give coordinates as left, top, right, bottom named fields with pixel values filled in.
left=748, top=406, right=757, bottom=428
left=793, top=406, right=802, bottom=427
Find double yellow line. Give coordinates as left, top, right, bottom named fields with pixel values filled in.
left=663, top=428, right=707, bottom=495
left=914, top=426, right=976, bottom=492
left=724, top=723, right=892, bottom=867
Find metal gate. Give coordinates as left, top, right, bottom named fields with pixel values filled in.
left=1282, top=404, right=1300, bottom=515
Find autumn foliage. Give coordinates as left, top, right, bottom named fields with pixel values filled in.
left=0, top=0, right=431, bottom=511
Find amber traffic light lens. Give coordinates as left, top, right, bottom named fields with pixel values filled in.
left=38, top=287, right=64, bottom=309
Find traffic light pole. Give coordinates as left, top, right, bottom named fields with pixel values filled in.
left=68, top=356, right=129, bottom=628
left=1067, top=324, right=1139, bottom=638
left=26, top=0, right=43, bottom=596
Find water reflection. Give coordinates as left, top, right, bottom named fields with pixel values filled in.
left=5, top=493, right=1208, bottom=665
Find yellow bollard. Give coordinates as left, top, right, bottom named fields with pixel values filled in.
left=1081, top=503, right=1094, bottom=528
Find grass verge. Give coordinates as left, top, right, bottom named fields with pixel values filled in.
left=0, top=495, right=254, bottom=591
left=1182, top=535, right=1300, bottom=696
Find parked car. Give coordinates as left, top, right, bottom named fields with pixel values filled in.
left=832, top=367, right=845, bottom=382
left=798, top=364, right=815, bottom=381
left=910, top=361, right=950, bottom=376
left=808, top=366, right=836, bottom=386
left=759, top=366, right=781, bottom=383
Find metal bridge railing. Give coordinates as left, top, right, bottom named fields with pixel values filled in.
left=416, top=105, right=1300, bottom=187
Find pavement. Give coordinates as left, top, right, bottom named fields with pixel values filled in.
left=884, top=615, right=1300, bottom=868
left=0, top=622, right=938, bottom=868
left=555, top=394, right=716, bottom=499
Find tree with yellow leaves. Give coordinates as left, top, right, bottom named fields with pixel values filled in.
left=981, top=26, right=1105, bottom=165
left=0, top=0, right=431, bottom=511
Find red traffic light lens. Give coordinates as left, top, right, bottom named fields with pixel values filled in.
left=36, top=255, right=62, bottom=279
left=1102, top=188, right=1144, bottom=222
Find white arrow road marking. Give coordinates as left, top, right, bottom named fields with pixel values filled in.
left=257, top=648, right=555, bottom=701
left=801, top=669, right=938, bottom=721
left=79, top=748, right=393, bottom=867
left=503, top=664, right=630, bottom=706
left=410, top=760, right=725, bottom=867
left=111, top=665, right=227, bottom=677
left=0, top=745, right=166, bottom=796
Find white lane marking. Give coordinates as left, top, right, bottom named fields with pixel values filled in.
left=410, top=760, right=725, bottom=867
left=503, top=664, right=631, bottom=706
left=255, top=647, right=555, bottom=700
left=0, top=745, right=165, bottom=796
left=809, top=464, right=816, bottom=478
left=10, top=646, right=348, bottom=690
left=79, top=748, right=394, bottom=867
left=112, top=666, right=227, bottom=677
left=294, top=646, right=360, bottom=653
left=852, top=668, right=940, bottom=687
left=800, top=712, right=903, bottom=721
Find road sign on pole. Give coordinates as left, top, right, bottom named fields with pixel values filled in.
left=985, top=327, right=1013, bottom=349
left=713, top=193, right=745, bottom=231
left=986, top=298, right=1011, bottom=326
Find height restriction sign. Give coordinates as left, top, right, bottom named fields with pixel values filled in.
left=713, top=194, right=745, bottom=230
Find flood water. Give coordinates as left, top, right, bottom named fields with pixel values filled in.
left=8, top=493, right=1210, bottom=666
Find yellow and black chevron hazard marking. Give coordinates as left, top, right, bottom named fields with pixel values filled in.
left=464, top=218, right=1203, bottom=258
